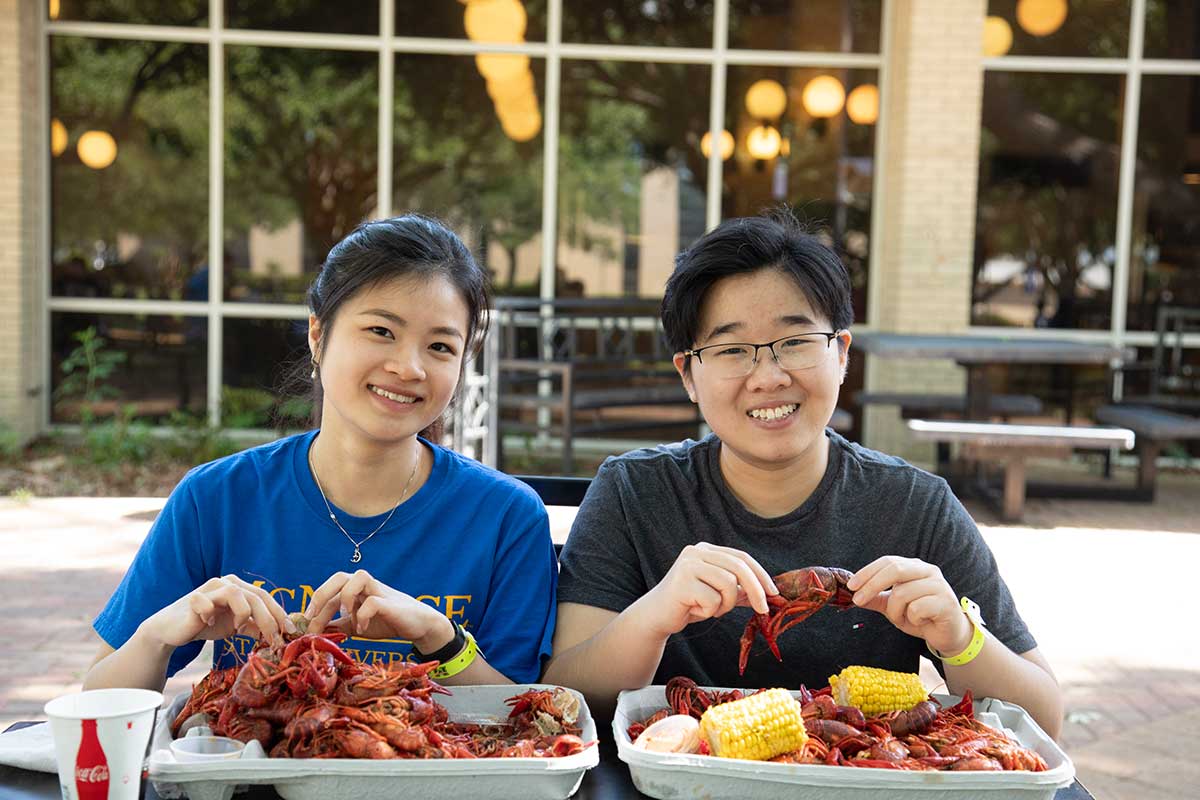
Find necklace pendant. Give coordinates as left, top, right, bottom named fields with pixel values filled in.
left=350, top=547, right=362, bottom=564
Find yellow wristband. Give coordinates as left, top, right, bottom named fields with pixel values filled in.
left=928, top=596, right=986, bottom=666
left=427, top=628, right=480, bottom=680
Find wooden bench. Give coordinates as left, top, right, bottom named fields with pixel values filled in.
left=1094, top=405, right=1200, bottom=501
left=906, top=419, right=1135, bottom=522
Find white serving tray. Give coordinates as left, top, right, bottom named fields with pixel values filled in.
left=148, top=684, right=599, bottom=800
left=615, top=686, right=1074, bottom=800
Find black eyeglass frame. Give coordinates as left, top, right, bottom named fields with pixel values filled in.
left=683, top=331, right=842, bottom=368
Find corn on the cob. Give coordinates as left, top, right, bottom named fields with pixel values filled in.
left=698, top=688, right=807, bottom=760
left=829, top=665, right=927, bottom=715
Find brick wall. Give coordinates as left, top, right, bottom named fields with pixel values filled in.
left=863, top=0, right=986, bottom=461
left=0, top=0, right=43, bottom=443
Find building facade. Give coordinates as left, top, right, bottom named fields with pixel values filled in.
left=1, top=0, right=1196, bottom=466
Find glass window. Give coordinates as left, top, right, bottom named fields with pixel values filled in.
left=51, top=312, right=207, bottom=423
left=973, top=71, right=1123, bottom=331
left=1143, top=0, right=1200, bottom=59
left=562, top=0, right=712, bottom=48
left=1128, top=75, right=1200, bottom=330
left=226, top=0, right=377, bottom=35
left=404, top=0, right=547, bottom=42
left=392, top=54, right=544, bottom=295
left=728, top=0, right=881, bottom=53
left=50, top=37, right=209, bottom=302
left=557, top=60, right=710, bottom=297
left=222, top=318, right=312, bottom=428
left=984, top=0, right=1129, bottom=59
left=723, top=66, right=877, bottom=322
left=50, top=0, right=206, bottom=26
left=224, top=47, right=378, bottom=304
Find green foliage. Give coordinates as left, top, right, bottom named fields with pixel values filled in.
left=79, top=404, right=154, bottom=466
left=55, top=326, right=127, bottom=426
left=0, top=420, right=23, bottom=460
left=162, top=411, right=241, bottom=464
left=221, top=386, right=276, bottom=429
left=274, top=396, right=314, bottom=431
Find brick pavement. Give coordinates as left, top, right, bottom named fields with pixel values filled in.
left=2, top=468, right=1198, bottom=799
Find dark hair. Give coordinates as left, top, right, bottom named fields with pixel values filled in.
left=660, top=208, right=853, bottom=363
left=299, top=214, right=491, bottom=440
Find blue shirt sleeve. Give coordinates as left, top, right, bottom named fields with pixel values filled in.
left=471, top=487, right=558, bottom=683
left=93, top=470, right=213, bottom=677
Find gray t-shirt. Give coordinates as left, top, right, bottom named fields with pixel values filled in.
left=557, top=430, right=1036, bottom=690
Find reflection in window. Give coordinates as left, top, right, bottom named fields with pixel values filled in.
left=224, top=47, right=378, bottom=304
left=51, top=312, right=207, bottom=423
left=391, top=54, right=544, bottom=296
left=557, top=60, right=709, bottom=297
left=1129, top=75, right=1200, bottom=330
left=728, top=0, right=881, bottom=53
left=562, top=0, right=712, bottom=48
left=50, top=38, right=209, bottom=302
left=1144, top=1, right=1200, bottom=60
left=973, top=72, right=1122, bottom=331
left=723, top=66, right=877, bottom=322
left=50, top=0, right=205, bottom=25
left=223, top=318, right=312, bottom=429
left=226, top=0, right=377, bottom=35
left=984, top=0, right=1129, bottom=58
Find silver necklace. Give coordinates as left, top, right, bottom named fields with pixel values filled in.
left=308, top=440, right=420, bottom=564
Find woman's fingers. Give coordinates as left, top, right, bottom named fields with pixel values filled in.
left=225, top=576, right=294, bottom=635
left=689, top=562, right=742, bottom=618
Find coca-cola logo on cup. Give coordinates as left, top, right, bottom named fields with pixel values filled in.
left=75, top=765, right=110, bottom=783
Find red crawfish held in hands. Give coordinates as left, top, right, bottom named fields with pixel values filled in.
left=739, top=566, right=856, bottom=675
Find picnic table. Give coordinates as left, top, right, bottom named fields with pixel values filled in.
left=852, top=332, right=1138, bottom=520
left=852, top=332, right=1133, bottom=422
left=0, top=724, right=1098, bottom=800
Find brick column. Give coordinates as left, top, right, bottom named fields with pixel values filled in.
left=0, top=0, right=43, bottom=443
left=862, top=0, right=985, bottom=462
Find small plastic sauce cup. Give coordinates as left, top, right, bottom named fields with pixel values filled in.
left=169, top=736, right=245, bottom=762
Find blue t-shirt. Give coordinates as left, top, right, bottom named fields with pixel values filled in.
left=94, top=431, right=557, bottom=683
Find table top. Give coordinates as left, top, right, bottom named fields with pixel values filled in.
left=0, top=724, right=1096, bottom=800
left=852, top=332, right=1133, bottom=365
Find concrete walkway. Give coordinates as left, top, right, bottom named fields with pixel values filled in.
left=2, top=470, right=1198, bottom=800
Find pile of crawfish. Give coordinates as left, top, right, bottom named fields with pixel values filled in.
left=171, top=630, right=588, bottom=759
left=628, top=677, right=1048, bottom=772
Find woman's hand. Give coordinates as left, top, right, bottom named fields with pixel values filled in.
left=303, top=569, right=453, bottom=654
left=847, top=556, right=973, bottom=656
left=635, top=543, right=778, bottom=639
left=138, top=575, right=294, bottom=649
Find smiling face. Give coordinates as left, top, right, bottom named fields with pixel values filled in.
left=309, top=273, right=469, bottom=449
left=673, top=267, right=851, bottom=472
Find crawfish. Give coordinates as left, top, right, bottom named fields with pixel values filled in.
left=738, top=566, right=856, bottom=675
left=170, top=666, right=237, bottom=736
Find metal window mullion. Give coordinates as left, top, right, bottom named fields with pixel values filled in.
left=705, top=0, right=728, bottom=231
left=48, top=297, right=207, bottom=315
left=540, top=0, right=561, bottom=303
left=534, top=0, right=564, bottom=443
left=1140, top=58, right=1200, bottom=75
left=864, top=0, right=892, bottom=329
left=44, top=20, right=211, bottom=43
left=39, top=13, right=51, bottom=432
left=983, top=55, right=1129, bottom=73
left=208, top=4, right=224, bottom=427
left=1111, top=0, right=1148, bottom=400
left=723, top=50, right=879, bottom=68
left=378, top=0, right=394, bottom=218
left=217, top=302, right=309, bottom=319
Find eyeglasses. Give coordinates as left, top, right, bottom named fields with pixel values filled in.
left=683, top=331, right=841, bottom=379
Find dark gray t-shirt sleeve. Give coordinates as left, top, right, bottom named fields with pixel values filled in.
left=557, top=459, right=648, bottom=612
